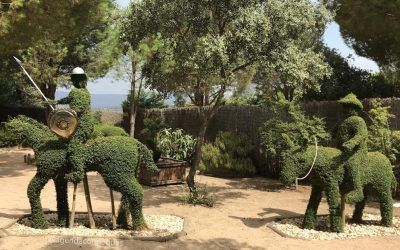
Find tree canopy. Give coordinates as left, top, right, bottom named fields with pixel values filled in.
left=122, top=0, right=332, bottom=189
left=333, top=0, right=400, bottom=70
left=0, top=0, right=117, bottom=103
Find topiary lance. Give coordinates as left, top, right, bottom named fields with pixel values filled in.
left=5, top=115, right=158, bottom=229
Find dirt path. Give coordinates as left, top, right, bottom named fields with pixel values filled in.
left=0, top=148, right=400, bottom=249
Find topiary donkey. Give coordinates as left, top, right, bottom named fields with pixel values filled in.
left=280, top=145, right=396, bottom=232
left=5, top=115, right=158, bottom=230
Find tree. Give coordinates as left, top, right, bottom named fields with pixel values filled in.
left=332, top=0, right=400, bottom=71
left=123, top=0, right=331, bottom=191
left=0, top=0, right=117, bottom=103
left=254, top=42, right=331, bottom=102
left=303, top=47, right=371, bottom=101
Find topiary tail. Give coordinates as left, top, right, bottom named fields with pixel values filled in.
left=138, top=142, right=159, bottom=172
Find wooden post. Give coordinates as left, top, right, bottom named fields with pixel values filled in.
left=110, top=188, right=117, bottom=229
left=341, top=194, right=346, bottom=228
left=69, top=183, right=78, bottom=228
left=83, top=174, right=96, bottom=229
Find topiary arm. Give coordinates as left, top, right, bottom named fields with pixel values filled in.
left=342, top=118, right=368, bottom=152
left=57, top=97, right=69, bottom=105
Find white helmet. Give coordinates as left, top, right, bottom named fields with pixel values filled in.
left=71, top=67, right=85, bottom=75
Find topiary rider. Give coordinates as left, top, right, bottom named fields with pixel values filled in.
left=56, top=67, right=93, bottom=183
left=336, top=93, right=368, bottom=203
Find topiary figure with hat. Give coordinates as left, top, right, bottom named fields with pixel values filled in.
left=336, top=93, right=368, bottom=203
left=55, top=67, right=94, bottom=183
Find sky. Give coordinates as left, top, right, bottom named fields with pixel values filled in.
left=65, top=0, right=380, bottom=95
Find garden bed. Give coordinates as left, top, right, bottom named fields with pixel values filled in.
left=4, top=212, right=185, bottom=241
left=267, top=213, right=400, bottom=240
left=139, top=157, right=187, bottom=186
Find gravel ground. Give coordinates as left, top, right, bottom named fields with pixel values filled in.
left=267, top=213, right=400, bottom=240
left=6, top=213, right=184, bottom=239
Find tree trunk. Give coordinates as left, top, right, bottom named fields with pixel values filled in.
left=129, top=60, right=137, bottom=137
left=187, top=117, right=209, bottom=192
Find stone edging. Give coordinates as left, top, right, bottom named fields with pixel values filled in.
left=0, top=211, right=187, bottom=242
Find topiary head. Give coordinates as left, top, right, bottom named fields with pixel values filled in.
left=339, top=93, right=363, bottom=116
left=4, top=116, right=55, bottom=147
left=280, top=150, right=307, bottom=185
left=71, top=67, right=88, bottom=89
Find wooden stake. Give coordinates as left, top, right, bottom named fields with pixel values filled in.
left=83, top=174, right=96, bottom=229
left=69, top=183, right=77, bottom=228
left=341, top=194, right=346, bottom=227
left=110, top=188, right=117, bottom=229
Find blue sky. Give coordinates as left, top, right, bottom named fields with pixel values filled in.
left=72, top=0, right=379, bottom=95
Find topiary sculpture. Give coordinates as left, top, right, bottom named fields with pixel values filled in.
left=281, top=145, right=395, bottom=233
left=5, top=115, right=158, bottom=230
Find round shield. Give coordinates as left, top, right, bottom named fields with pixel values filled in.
left=48, top=109, right=78, bottom=139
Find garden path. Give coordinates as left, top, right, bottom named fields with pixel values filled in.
left=0, top=147, right=399, bottom=249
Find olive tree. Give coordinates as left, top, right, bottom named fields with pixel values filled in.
left=122, top=0, right=331, bottom=190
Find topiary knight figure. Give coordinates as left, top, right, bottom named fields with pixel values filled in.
left=336, top=93, right=368, bottom=203
left=55, top=67, right=94, bottom=183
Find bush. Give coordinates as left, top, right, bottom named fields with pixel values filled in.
left=181, top=183, right=215, bottom=207
left=122, top=90, right=167, bottom=111
left=367, top=100, right=399, bottom=164
left=91, top=124, right=128, bottom=138
left=199, top=131, right=256, bottom=178
left=139, top=116, right=166, bottom=161
left=259, top=96, right=330, bottom=177
left=0, top=127, right=18, bottom=148
left=156, top=128, right=196, bottom=161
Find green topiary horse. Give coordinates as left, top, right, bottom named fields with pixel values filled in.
left=5, top=116, right=158, bottom=230
left=280, top=146, right=396, bottom=232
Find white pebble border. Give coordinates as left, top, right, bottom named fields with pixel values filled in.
left=6, top=214, right=184, bottom=239
left=267, top=213, right=400, bottom=240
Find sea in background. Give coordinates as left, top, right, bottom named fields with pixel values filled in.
left=56, top=91, right=127, bottom=111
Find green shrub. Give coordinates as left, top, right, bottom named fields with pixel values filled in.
left=367, top=100, right=399, bottom=164
left=139, top=116, right=166, bottom=161
left=259, top=96, right=330, bottom=177
left=156, top=128, right=196, bottom=161
left=92, top=110, right=102, bottom=125
left=199, top=131, right=256, bottom=177
left=91, top=124, right=128, bottom=138
left=181, top=183, right=215, bottom=207
left=122, top=90, right=167, bottom=111
left=0, top=127, right=19, bottom=147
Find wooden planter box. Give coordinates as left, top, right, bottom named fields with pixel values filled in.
left=139, top=157, right=187, bottom=186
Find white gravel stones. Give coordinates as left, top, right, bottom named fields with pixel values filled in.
left=6, top=213, right=184, bottom=239
left=267, top=213, right=400, bottom=240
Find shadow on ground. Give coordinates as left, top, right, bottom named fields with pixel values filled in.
left=230, top=207, right=303, bottom=228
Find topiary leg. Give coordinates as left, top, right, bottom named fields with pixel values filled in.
left=379, top=189, right=393, bottom=226
left=302, top=185, right=322, bottom=230
left=54, top=176, right=69, bottom=227
left=27, top=174, right=50, bottom=229
left=116, top=195, right=131, bottom=228
left=127, top=178, right=147, bottom=230
left=351, top=191, right=367, bottom=224
left=325, top=183, right=343, bottom=232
